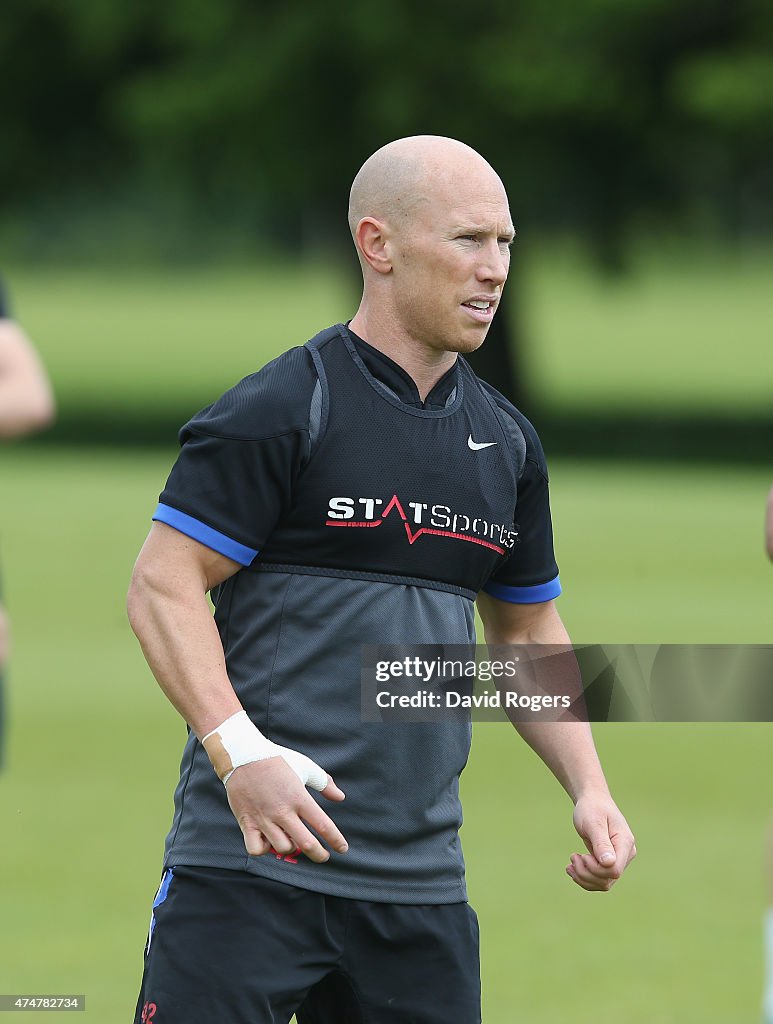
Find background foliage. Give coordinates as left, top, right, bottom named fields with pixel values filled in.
left=1, top=0, right=772, bottom=263
left=1, top=4, right=772, bottom=1021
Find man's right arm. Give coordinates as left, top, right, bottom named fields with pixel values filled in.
left=127, top=522, right=348, bottom=863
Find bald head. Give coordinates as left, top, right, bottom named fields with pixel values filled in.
left=347, top=135, right=513, bottom=360
left=348, top=135, right=505, bottom=244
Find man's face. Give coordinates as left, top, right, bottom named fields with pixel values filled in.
left=389, top=170, right=514, bottom=355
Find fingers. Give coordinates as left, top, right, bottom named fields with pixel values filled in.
left=582, top=823, right=617, bottom=868
left=226, top=759, right=348, bottom=864
left=278, top=817, right=337, bottom=864
left=258, top=801, right=347, bottom=863
left=573, top=797, right=636, bottom=889
left=239, top=812, right=332, bottom=863
left=611, top=829, right=637, bottom=870
left=299, top=793, right=349, bottom=855
left=301, top=759, right=331, bottom=792
left=566, top=853, right=614, bottom=891
left=239, top=823, right=271, bottom=857
left=275, top=752, right=345, bottom=801
left=568, top=833, right=636, bottom=891
left=566, top=851, right=623, bottom=892
left=596, top=847, right=616, bottom=867
left=320, top=775, right=346, bottom=802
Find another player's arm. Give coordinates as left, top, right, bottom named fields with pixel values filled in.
left=476, top=593, right=636, bottom=891
left=0, top=318, right=55, bottom=438
left=127, top=522, right=348, bottom=863
left=766, top=484, right=773, bottom=561
left=0, top=603, right=8, bottom=666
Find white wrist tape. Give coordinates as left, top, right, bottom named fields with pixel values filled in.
left=201, top=710, right=328, bottom=790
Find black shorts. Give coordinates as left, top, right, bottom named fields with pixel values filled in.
left=134, top=865, right=481, bottom=1024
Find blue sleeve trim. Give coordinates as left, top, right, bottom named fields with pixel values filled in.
left=152, top=503, right=258, bottom=566
left=482, top=575, right=561, bottom=604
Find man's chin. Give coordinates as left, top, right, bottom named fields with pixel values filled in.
left=451, top=324, right=491, bottom=355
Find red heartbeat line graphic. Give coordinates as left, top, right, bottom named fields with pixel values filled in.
left=325, top=494, right=505, bottom=553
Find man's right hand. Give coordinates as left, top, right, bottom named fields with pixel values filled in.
left=225, top=756, right=348, bottom=863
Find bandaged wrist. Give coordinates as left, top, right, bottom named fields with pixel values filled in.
left=201, top=711, right=270, bottom=784
left=201, top=710, right=328, bottom=791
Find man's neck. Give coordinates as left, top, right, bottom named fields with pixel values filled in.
left=348, top=308, right=457, bottom=403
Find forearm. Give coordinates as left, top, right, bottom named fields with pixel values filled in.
left=0, top=322, right=55, bottom=437
left=0, top=378, right=55, bottom=436
left=127, top=570, right=241, bottom=738
left=0, top=602, right=9, bottom=666
left=478, top=597, right=634, bottom=887
left=502, top=625, right=613, bottom=806
left=513, top=720, right=610, bottom=803
left=481, top=595, right=609, bottom=803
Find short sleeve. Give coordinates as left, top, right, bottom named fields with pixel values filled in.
left=480, top=390, right=561, bottom=604
left=153, top=346, right=318, bottom=565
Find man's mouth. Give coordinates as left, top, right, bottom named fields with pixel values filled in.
left=461, top=298, right=496, bottom=321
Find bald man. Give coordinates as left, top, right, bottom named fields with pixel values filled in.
left=129, top=136, right=635, bottom=1023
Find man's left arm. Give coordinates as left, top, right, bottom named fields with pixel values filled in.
left=476, top=593, right=637, bottom=892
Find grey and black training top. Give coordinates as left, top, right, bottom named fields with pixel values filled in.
left=152, top=324, right=561, bottom=904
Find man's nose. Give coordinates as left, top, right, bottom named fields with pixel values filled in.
left=476, top=243, right=509, bottom=286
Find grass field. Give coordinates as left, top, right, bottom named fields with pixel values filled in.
left=5, top=243, right=772, bottom=424
left=522, top=242, right=773, bottom=415
left=2, top=445, right=771, bottom=1022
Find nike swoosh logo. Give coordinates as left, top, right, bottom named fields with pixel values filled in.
left=468, top=434, right=498, bottom=451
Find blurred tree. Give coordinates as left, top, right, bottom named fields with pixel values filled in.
left=0, top=0, right=771, bottom=404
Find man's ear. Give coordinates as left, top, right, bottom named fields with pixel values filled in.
left=355, top=218, right=393, bottom=275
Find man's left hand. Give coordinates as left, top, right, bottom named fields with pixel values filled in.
left=567, top=793, right=636, bottom=892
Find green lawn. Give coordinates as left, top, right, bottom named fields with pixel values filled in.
left=1, top=446, right=770, bottom=1021
left=522, top=243, right=773, bottom=415
left=5, top=263, right=357, bottom=423
left=5, top=245, right=772, bottom=424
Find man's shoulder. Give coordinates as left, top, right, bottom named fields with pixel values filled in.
left=182, top=344, right=320, bottom=443
left=465, top=371, right=549, bottom=477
